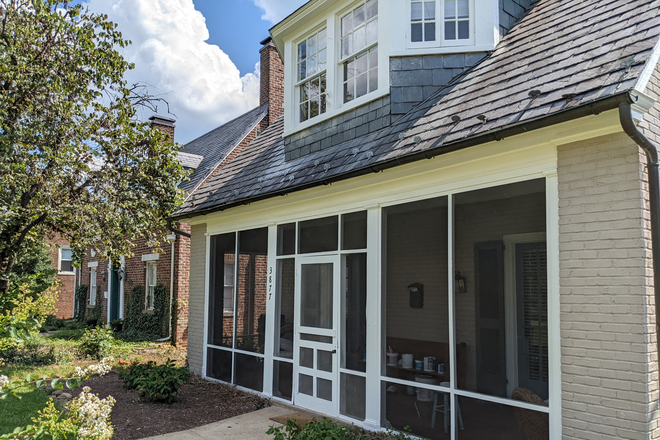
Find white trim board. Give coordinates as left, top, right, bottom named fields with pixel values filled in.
left=635, top=37, right=660, bottom=94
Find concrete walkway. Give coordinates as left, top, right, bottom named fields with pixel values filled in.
left=140, top=406, right=292, bottom=440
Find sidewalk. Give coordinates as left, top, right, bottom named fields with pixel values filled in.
left=140, top=406, right=292, bottom=440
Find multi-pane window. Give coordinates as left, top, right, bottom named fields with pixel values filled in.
left=223, top=262, right=235, bottom=312
left=89, top=268, right=97, bottom=306
left=341, top=0, right=378, bottom=103
left=411, top=1, right=436, bottom=42
left=444, top=0, right=470, bottom=40
left=145, top=262, right=156, bottom=310
left=59, top=248, right=73, bottom=272
left=297, top=29, right=327, bottom=122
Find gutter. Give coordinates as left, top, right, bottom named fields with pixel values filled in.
left=173, top=92, right=634, bottom=221
left=619, top=99, right=660, bottom=360
left=168, top=220, right=191, bottom=238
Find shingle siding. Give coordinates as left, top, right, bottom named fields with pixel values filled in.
left=499, top=0, right=534, bottom=37
left=557, top=131, right=657, bottom=439
left=187, top=224, right=207, bottom=375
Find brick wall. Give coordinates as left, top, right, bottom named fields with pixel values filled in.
left=260, top=40, right=284, bottom=131
left=188, top=224, right=207, bottom=375
left=47, top=233, right=75, bottom=319
left=557, top=131, right=657, bottom=439
left=174, top=222, right=191, bottom=346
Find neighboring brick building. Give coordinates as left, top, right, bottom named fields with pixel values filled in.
left=47, top=233, right=76, bottom=319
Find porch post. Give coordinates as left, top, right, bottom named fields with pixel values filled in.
left=262, top=225, right=278, bottom=397
left=364, top=207, right=382, bottom=429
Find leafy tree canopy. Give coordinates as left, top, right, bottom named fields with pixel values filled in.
left=0, top=0, right=189, bottom=294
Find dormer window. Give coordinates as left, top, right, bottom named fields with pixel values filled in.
left=297, top=29, right=328, bottom=122
left=444, top=0, right=470, bottom=40
left=411, top=1, right=436, bottom=42
left=341, top=0, right=378, bottom=103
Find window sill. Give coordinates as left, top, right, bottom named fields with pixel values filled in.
left=223, top=310, right=234, bottom=317
left=58, top=271, right=75, bottom=276
left=283, top=87, right=390, bottom=138
left=143, top=309, right=155, bottom=315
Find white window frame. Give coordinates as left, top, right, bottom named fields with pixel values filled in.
left=89, top=268, right=97, bottom=306
left=58, top=246, right=74, bottom=274
left=145, top=261, right=157, bottom=310
left=295, top=27, right=329, bottom=123
left=410, top=0, right=438, bottom=44
left=407, top=0, right=474, bottom=47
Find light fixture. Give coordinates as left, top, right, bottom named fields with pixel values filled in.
left=455, top=271, right=467, bottom=294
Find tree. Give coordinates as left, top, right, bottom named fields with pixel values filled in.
left=0, top=0, right=189, bottom=295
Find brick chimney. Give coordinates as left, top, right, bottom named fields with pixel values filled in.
left=149, top=115, right=176, bottom=141
left=259, top=37, right=284, bottom=131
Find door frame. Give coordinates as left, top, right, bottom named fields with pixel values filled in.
left=503, top=232, right=546, bottom=397
left=293, top=254, right=341, bottom=416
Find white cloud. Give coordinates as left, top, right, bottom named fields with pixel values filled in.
left=252, top=0, right=308, bottom=24
left=83, top=0, right=260, bottom=143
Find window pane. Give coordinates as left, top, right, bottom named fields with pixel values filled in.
left=445, top=0, right=456, bottom=19
left=369, top=47, right=378, bottom=69
left=273, top=360, right=293, bottom=400
left=61, top=260, right=73, bottom=272
left=301, top=333, right=333, bottom=343
left=425, top=22, right=436, bottom=41
left=341, top=373, right=366, bottom=421
left=310, top=97, right=319, bottom=118
left=320, top=95, right=327, bottom=114
left=366, top=0, right=378, bottom=20
left=235, top=228, right=268, bottom=354
left=411, top=23, right=423, bottom=42
left=383, top=383, right=450, bottom=439
left=345, top=78, right=355, bottom=103
left=300, top=103, right=308, bottom=122
left=454, top=179, right=547, bottom=401
left=458, top=20, right=469, bottom=39
left=342, top=211, right=367, bottom=250
left=318, top=48, right=327, bottom=71
left=61, top=248, right=73, bottom=260
left=277, top=223, right=295, bottom=256
left=354, top=25, right=366, bottom=53
left=342, top=35, right=352, bottom=58
left=425, top=1, right=436, bottom=20
left=209, top=233, right=236, bottom=348
left=345, top=59, right=355, bottom=80
left=445, top=21, right=456, bottom=40
left=411, top=2, right=423, bottom=21
left=369, top=68, right=379, bottom=93
left=318, top=29, right=327, bottom=50
left=234, top=353, right=264, bottom=392
left=310, top=77, right=320, bottom=98
left=307, top=54, right=317, bottom=76
left=299, top=374, right=313, bottom=396
left=354, top=5, right=365, bottom=27
left=384, top=197, right=449, bottom=384
left=458, top=0, right=469, bottom=18
left=366, top=19, right=378, bottom=45
left=298, top=41, right=306, bottom=62
left=356, top=73, right=368, bottom=98
left=299, top=216, right=338, bottom=254
left=317, top=378, right=333, bottom=401
left=320, top=73, right=327, bottom=93
left=298, top=61, right=306, bottom=81
left=344, top=253, right=367, bottom=372
left=275, top=259, right=295, bottom=359
left=356, top=52, right=368, bottom=76
left=457, top=395, right=548, bottom=439
left=308, top=34, right=317, bottom=56
left=341, top=13, right=352, bottom=37
left=207, top=348, right=232, bottom=382
left=300, top=263, right=333, bottom=329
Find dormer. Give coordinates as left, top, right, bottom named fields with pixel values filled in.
left=271, top=0, right=527, bottom=159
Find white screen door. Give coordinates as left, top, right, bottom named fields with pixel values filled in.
left=294, top=255, right=339, bottom=415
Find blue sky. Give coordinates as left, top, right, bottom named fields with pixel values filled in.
left=80, top=0, right=307, bottom=143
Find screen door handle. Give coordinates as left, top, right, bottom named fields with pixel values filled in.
left=331, top=349, right=337, bottom=354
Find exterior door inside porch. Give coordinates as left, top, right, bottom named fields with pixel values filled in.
left=294, top=255, right=340, bottom=416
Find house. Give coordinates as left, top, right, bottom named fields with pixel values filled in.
left=78, top=39, right=284, bottom=345
left=172, top=0, right=660, bottom=438
left=46, top=233, right=77, bottom=319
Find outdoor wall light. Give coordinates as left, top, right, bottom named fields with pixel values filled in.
left=455, top=271, right=467, bottom=294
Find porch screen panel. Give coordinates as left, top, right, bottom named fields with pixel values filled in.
left=235, top=228, right=268, bottom=354
left=207, top=348, right=232, bottom=382
left=382, top=384, right=450, bottom=439
left=208, top=233, right=236, bottom=348
left=234, top=352, right=264, bottom=392
left=300, top=263, right=333, bottom=329
left=299, top=216, right=338, bottom=254
left=275, top=259, right=295, bottom=359
left=382, top=196, right=449, bottom=385
left=344, top=253, right=367, bottom=372
left=273, top=360, right=293, bottom=400
left=454, top=178, right=547, bottom=401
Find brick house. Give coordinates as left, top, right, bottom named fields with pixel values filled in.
left=171, top=0, right=660, bottom=438
left=80, top=39, right=283, bottom=347
left=46, top=233, right=76, bottom=319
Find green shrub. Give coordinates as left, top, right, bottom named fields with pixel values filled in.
left=43, top=315, right=66, bottom=331
left=49, top=328, right=86, bottom=341
left=78, top=326, right=114, bottom=360
left=119, top=359, right=189, bottom=403
left=267, top=419, right=414, bottom=440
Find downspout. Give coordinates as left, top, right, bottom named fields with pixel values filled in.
left=619, top=98, right=660, bottom=359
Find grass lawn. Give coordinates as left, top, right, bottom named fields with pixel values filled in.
left=0, top=389, right=55, bottom=435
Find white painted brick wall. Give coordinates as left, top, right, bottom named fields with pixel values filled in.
left=558, top=131, right=658, bottom=440
left=187, top=224, right=207, bottom=375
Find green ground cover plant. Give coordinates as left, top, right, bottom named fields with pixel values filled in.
left=78, top=327, right=114, bottom=360
left=119, top=359, right=190, bottom=403
left=267, top=419, right=413, bottom=440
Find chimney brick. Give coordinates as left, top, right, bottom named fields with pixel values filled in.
left=260, top=38, right=284, bottom=131
left=149, top=115, right=176, bottom=141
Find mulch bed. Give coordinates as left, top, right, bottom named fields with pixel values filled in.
left=73, top=372, right=269, bottom=440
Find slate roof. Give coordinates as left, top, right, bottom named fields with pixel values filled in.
left=177, top=152, right=204, bottom=169
left=178, top=105, right=268, bottom=193
left=175, top=0, right=660, bottom=218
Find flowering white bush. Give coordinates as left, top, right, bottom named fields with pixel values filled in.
left=74, top=357, right=114, bottom=379
left=68, top=387, right=116, bottom=440
left=0, top=375, right=8, bottom=392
